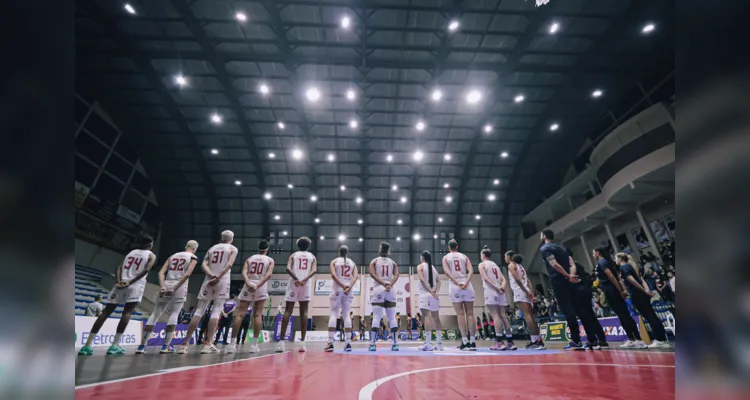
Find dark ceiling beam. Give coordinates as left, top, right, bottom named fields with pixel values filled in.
left=168, top=0, right=272, bottom=241
left=80, top=1, right=220, bottom=245
left=76, top=47, right=633, bottom=74
left=500, top=0, right=658, bottom=253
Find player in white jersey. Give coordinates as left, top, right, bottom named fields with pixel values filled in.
left=78, top=236, right=156, bottom=356
left=180, top=230, right=238, bottom=354
left=416, top=250, right=444, bottom=351
left=505, top=251, right=545, bottom=350
left=227, top=240, right=274, bottom=354
left=441, top=239, right=477, bottom=351
left=325, top=245, right=359, bottom=353
left=367, top=241, right=400, bottom=352
left=136, top=240, right=199, bottom=354
left=477, top=246, right=516, bottom=351
left=276, top=236, right=317, bottom=353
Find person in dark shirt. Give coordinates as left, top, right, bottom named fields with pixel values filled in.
left=539, top=229, right=606, bottom=350
left=615, top=253, right=671, bottom=348
left=236, top=305, right=252, bottom=345
left=593, top=247, right=642, bottom=346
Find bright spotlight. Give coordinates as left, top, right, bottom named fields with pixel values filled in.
left=501, top=152, right=509, bottom=158
left=413, top=233, right=421, bottom=241
left=415, top=121, right=425, bottom=131
left=431, top=90, right=443, bottom=101
left=306, top=87, right=321, bottom=102
left=445, top=196, right=453, bottom=203
left=484, top=124, right=493, bottom=133
left=235, top=12, right=247, bottom=22
left=514, top=94, right=525, bottom=103
left=210, top=149, right=219, bottom=155
left=400, top=196, right=407, bottom=203
left=392, top=184, right=398, bottom=191
left=346, top=89, right=356, bottom=100
left=274, top=215, right=281, bottom=220
left=277, top=122, right=286, bottom=129
left=341, top=16, right=351, bottom=29
left=264, top=192, right=273, bottom=200
left=448, top=20, right=460, bottom=31
left=210, top=113, right=222, bottom=124
left=268, top=152, right=276, bottom=159
left=234, top=180, right=242, bottom=186
left=386, top=154, right=393, bottom=162
left=592, top=89, right=603, bottom=98
left=444, top=153, right=452, bottom=161
left=311, top=195, right=318, bottom=202
left=338, top=234, right=346, bottom=241
left=259, top=84, right=270, bottom=94
left=488, top=194, right=496, bottom=201
left=174, top=75, right=187, bottom=86
left=413, top=150, right=424, bottom=161
left=642, top=23, right=655, bottom=34
left=124, top=3, right=136, bottom=14
left=355, top=197, right=363, bottom=204
left=327, top=153, right=335, bottom=162
left=349, top=120, right=358, bottom=129
left=466, top=90, right=482, bottom=104
left=340, top=185, right=346, bottom=191
left=550, top=123, right=560, bottom=131
left=549, top=22, right=560, bottom=34
left=292, top=149, right=303, bottom=160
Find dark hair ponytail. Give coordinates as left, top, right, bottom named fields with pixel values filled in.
left=481, top=245, right=491, bottom=259
left=421, top=250, right=434, bottom=288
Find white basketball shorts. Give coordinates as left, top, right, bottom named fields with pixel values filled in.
left=448, top=281, right=475, bottom=303
left=238, top=281, right=269, bottom=303
left=106, top=280, right=145, bottom=304
left=284, top=280, right=312, bottom=302
left=484, top=288, right=508, bottom=306
left=418, top=293, right=440, bottom=312
left=371, top=285, right=396, bottom=304
left=197, top=278, right=230, bottom=301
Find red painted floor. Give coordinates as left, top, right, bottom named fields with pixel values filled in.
left=76, top=346, right=675, bottom=400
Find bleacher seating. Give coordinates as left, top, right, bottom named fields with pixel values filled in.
left=75, top=265, right=149, bottom=321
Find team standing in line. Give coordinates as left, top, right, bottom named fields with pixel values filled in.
left=79, top=230, right=587, bottom=356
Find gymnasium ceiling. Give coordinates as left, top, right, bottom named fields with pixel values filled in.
left=75, top=0, right=674, bottom=271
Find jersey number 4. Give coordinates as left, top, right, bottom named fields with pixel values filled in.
left=491, top=269, right=499, bottom=280
left=169, top=258, right=186, bottom=271
left=124, top=256, right=143, bottom=270
left=248, top=261, right=265, bottom=274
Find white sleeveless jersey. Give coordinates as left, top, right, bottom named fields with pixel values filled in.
left=417, top=263, right=440, bottom=296
left=205, top=243, right=237, bottom=282
left=332, top=257, right=357, bottom=287
left=482, top=261, right=504, bottom=293
left=290, top=251, right=316, bottom=281
left=370, top=257, right=397, bottom=287
left=443, top=252, right=469, bottom=284
left=509, top=263, right=530, bottom=293
left=120, top=249, right=153, bottom=283
left=245, top=254, right=273, bottom=282
left=165, top=251, right=197, bottom=281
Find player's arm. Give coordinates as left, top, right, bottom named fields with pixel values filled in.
left=568, top=256, right=577, bottom=277
left=302, top=258, right=317, bottom=284
left=257, top=259, right=274, bottom=288
left=603, top=267, right=626, bottom=295
left=477, top=262, right=490, bottom=285
left=416, top=264, right=430, bottom=290
left=433, top=272, right=441, bottom=297
left=216, top=247, right=238, bottom=280
left=173, top=257, right=198, bottom=292
left=509, top=264, right=531, bottom=296
left=201, top=251, right=214, bottom=278
left=285, top=255, right=299, bottom=281
left=350, top=262, right=360, bottom=289
left=389, top=262, right=399, bottom=286
left=126, top=253, right=157, bottom=285
left=542, top=250, right=573, bottom=280
left=625, top=275, right=651, bottom=296
left=157, top=258, right=170, bottom=290
left=368, top=260, right=387, bottom=286
left=441, top=257, right=460, bottom=286
left=242, top=259, right=252, bottom=287
left=330, top=260, right=345, bottom=288
left=464, top=256, right=474, bottom=286
left=115, top=262, right=122, bottom=285
left=497, top=269, right=508, bottom=293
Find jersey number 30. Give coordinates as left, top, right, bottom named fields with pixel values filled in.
left=248, top=261, right=264, bottom=274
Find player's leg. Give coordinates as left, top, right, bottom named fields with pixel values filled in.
left=248, top=299, right=266, bottom=352
left=106, top=301, right=138, bottom=355
left=341, top=297, right=353, bottom=351
left=78, top=303, right=119, bottom=355
left=571, top=287, right=610, bottom=349
left=226, top=300, right=250, bottom=354
left=452, top=302, right=469, bottom=349
left=464, top=301, right=477, bottom=350
left=487, top=305, right=505, bottom=350
left=383, top=302, right=399, bottom=350
left=201, top=302, right=223, bottom=353
left=517, top=301, right=543, bottom=349
left=276, top=301, right=295, bottom=352
left=180, top=299, right=210, bottom=353
left=137, top=298, right=169, bottom=353
left=549, top=279, right=583, bottom=349
left=326, top=295, right=341, bottom=352
left=430, top=310, right=444, bottom=349
left=298, top=301, right=309, bottom=352
left=161, top=300, right=184, bottom=353
left=630, top=291, right=669, bottom=348
left=237, top=314, right=250, bottom=345
left=369, top=304, right=384, bottom=350
left=418, top=308, right=433, bottom=350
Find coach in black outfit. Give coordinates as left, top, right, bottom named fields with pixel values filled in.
left=592, top=247, right=642, bottom=344
left=539, top=229, right=608, bottom=350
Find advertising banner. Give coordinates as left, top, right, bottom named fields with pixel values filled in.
left=541, top=317, right=630, bottom=342
left=273, top=314, right=295, bottom=341
left=268, top=279, right=289, bottom=296
left=145, top=323, right=195, bottom=346
left=363, top=277, right=411, bottom=315
left=75, top=315, right=141, bottom=348
left=419, top=329, right=458, bottom=341
left=314, top=278, right=362, bottom=295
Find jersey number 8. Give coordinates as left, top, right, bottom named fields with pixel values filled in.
left=453, top=259, right=461, bottom=272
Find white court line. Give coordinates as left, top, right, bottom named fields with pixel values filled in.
left=357, top=362, right=675, bottom=400
left=75, top=351, right=287, bottom=390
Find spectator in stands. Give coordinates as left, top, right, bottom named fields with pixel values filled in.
left=85, top=295, right=104, bottom=317
left=656, top=272, right=674, bottom=302
left=180, top=306, right=195, bottom=324
left=593, top=247, right=642, bottom=347
left=236, top=305, right=252, bottom=345
left=668, top=271, right=675, bottom=294
left=214, top=295, right=237, bottom=345
left=197, top=302, right=213, bottom=345
left=644, top=270, right=658, bottom=292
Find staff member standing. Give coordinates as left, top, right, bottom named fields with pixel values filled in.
left=539, top=229, right=606, bottom=351
left=592, top=247, right=642, bottom=347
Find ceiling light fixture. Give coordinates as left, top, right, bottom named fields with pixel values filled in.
left=341, top=16, right=351, bottom=29
left=400, top=196, right=407, bottom=203
left=550, top=123, right=560, bottom=131
left=311, top=195, right=318, bottom=202
left=413, top=233, right=421, bottom=241
left=327, top=153, right=335, bottom=162
left=433, top=234, right=438, bottom=239
left=466, top=90, right=482, bottom=104
left=386, top=154, right=394, bottom=162
left=287, top=183, right=294, bottom=189
left=446, top=196, right=453, bottom=203
left=501, top=152, right=509, bottom=158
left=259, top=84, right=270, bottom=94
left=396, top=237, right=401, bottom=241
left=397, top=219, right=403, bottom=224
left=438, top=217, right=443, bottom=223
left=514, top=94, right=525, bottom=103
left=448, top=20, right=460, bottom=31
left=306, top=87, right=321, bottom=102
left=234, top=180, right=242, bottom=186
left=355, top=197, right=363, bottom=204
left=358, top=219, right=363, bottom=224
left=484, top=124, right=493, bottom=133
left=235, top=12, right=247, bottom=22
left=642, top=23, right=655, bottom=34
left=549, top=22, right=560, bottom=34
left=275, top=215, right=281, bottom=220
left=277, top=122, right=285, bottom=129
left=124, top=3, right=136, bottom=14
left=475, top=215, right=481, bottom=220
left=413, top=150, right=424, bottom=161
left=392, top=184, right=398, bottom=191
left=592, top=89, right=603, bottom=98
left=444, top=153, right=452, bottom=161
left=431, top=90, right=443, bottom=102
left=469, top=229, right=474, bottom=234
left=443, top=183, right=449, bottom=189
left=493, top=179, right=500, bottom=185
left=292, top=148, right=303, bottom=160
left=340, top=185, right=346, bottom=191
left=488, top=194, right=496, bottom=201
left=315, top=218, right=320, bottom=223
left=346, top=89, right=356, bottom=100
left=210, top=149, right=219, bottom=155
left=264, top=192, right=273, bottom=200
left=210, top=113, right=222, bottom=124
left=320, top=236, right=325, bottom=240
left=338, top=234, right=346, bottom=241
left=174, top=75, right=187, bottom=87
left=415, top=121, right=425, bottom=131
left=282, top=231, right=288, bottom=236
left=268, top=152, right=276, bottom=159
left=359, top=237, right=363, bottom=242
left=349, top=120, right=358, bottom=129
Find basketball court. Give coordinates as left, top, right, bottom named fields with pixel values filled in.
left=76, top=342, right=674, bottom=399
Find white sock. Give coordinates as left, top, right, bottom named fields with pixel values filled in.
left=469, top=335, right=475, bottom=344
left=425, top=332, right=432, bottom=344
left=164, top=331, right=174, bottom=346
left=436, top=331, right=442, bottom=343
left=253, top=336, right=259, bottom=344
left=462, top=337, right=468, bottom=345
left=345, top=332, right=351, bottom=344
left=113, top=333, right=123, bottom=347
